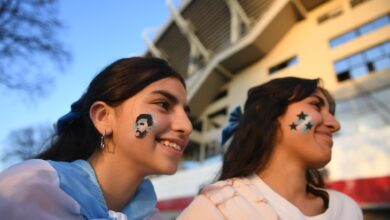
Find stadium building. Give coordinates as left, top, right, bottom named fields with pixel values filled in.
left=141, top=0, right=390, bottom=218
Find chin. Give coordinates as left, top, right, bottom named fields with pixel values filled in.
left=311, top=158, right=331, bottom=169
left=164, top=169, right=177, bottom=175
left=158, top=163, right=179, bottom=175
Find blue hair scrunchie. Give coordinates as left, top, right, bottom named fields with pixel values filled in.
left=221, top=106, right=242, bottom=145
left=56, top=99, right=83, bottom=134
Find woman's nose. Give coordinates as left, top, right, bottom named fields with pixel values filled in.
left=325, top=112, right=341, bottom=133
left=173, top=109, right=193, bottom=136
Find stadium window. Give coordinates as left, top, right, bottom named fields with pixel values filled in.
left=212, top=89, right=228, bottom=102
left=330, top=14, right=390, bottom=48
left=269, top=56, right=298, bottom=75
left=317, top=7, right=343, bottom=24
left=183, top=140, right=201, bottom=161
left=350, top=0, right=370, bottom=8
left=192, top=120, right=203, bottom=132
left=207, top=107, right=228, bottom=129
left=205, top=140, right=223, bottom=159
left=334, top=41, right=390, bottom=82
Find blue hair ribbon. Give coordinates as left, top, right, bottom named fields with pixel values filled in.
left=56, top=99, right=83, bottom=134
left=221, top=106, right=242, bottom=145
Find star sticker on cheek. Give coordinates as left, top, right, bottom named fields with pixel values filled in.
left=289, top=122, right=297, bottom=130
left=305, top=122, right=313, bottom=130
left=297, top=111, right=307, bottom=120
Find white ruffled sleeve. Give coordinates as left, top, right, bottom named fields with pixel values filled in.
left=0, top=159, right=84, bottom=220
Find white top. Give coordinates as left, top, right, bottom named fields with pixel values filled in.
left=249, top=174, right=363, bottom=220
left=178, top=174, right=363, bottom=220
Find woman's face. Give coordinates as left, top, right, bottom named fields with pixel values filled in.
left=110, top=77, right=192, bottom=175
left=277, top=89, right=340, bottom=169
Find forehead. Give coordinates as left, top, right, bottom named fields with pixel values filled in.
left=312, top=89, right=327, bottom=101
left=291, top=89, right=329, bottom=106
left=140, top=77, right=186, bottom=100
left=114, top=77, right=188, bottom=115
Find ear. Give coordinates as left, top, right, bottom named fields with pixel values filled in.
left=89, top=101, right=113, bottom=136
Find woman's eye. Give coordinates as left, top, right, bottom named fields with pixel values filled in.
left=310, top=101, right=321, bottom=110
left=156, top=101, right=170, bottom=111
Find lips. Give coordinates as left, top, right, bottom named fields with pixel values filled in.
left=316, top=131, right=332, bottom=138
left=157, top=138, right=186, bottom=152
left=315, top=130, right=333, bottom=145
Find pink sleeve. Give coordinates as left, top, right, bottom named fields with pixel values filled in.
left=177, top=195, right=225, bottom=220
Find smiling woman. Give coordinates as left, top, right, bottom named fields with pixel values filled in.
left=178, top=77, right=363, bottom=220
left=0, top=57, right=192, bottom=219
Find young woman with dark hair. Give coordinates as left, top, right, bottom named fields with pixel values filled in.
left=179, top=77, right=362, bottom=220
left=0, top=57, right=192, bottom=219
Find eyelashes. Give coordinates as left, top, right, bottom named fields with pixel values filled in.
left=310, top=101, right=322, bottom=110
left=309, top=97, right=324, bottom=110
left=154, top=100, right=171, bottom=111
left=152, top=98, right=190, bottom=119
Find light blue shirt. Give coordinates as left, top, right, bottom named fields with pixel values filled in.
left=48, top=160, right=158, bottom=220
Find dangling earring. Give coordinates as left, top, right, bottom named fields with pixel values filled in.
left=100, top=130, right=106, bottom=150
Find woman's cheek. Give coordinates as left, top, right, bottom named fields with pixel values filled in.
left=288, top=111, right=315, bottom=134
left=134, top=113, right=154, bottom=138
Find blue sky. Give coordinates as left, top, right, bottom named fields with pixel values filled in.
left=0, top=0, right=177, bottom=169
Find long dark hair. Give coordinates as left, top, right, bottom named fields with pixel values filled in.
left=218, top=77, right=335, bottom=191
left=36, top=57, right=184, bottom=161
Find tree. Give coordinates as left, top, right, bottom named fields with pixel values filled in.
left=0, top=0, right=71, bottom=96
left=1, top=124, right=53, bottom=163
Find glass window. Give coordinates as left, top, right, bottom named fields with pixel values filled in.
left=383, top=41, right=390, bottom=54
left=333, top=40, right=390, bottom=82
left=337, top=71, right=350, bottom=81
left=349, top=53, right=364, bottom=66
left=330, top=37, right=344, bottom=48
left=374, top=57, right=390, bottom=71
left=365, top=46, right=383, bottom=61
left=373, top=15, right=390, bottom=28
left=330, top=31, right=357, bottom=48
left=342, top=31, right=357, bottom=42
left=358, top=21, right=376, bottom=35
left=350, top=65, right=368, bottom=78
left=335, top=59, right=349, bottom=73
left=269, top=56, right=298, bottom=74
left=288, top=56, right=298, bottom=66
left=331, top=14, right=390, bottom=48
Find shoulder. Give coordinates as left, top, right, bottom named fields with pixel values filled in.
left=327, top=189, right=363, bottom=219
left=327, top=189, right=360, bottom=208
left=136, top=178, right=158, bottom=205
left=0, top=159, right=82, bottom=219
left=121, top=179, right=158, bottom=219
left=201, top=179, right=238, bottom=203
left=178, top=179, right=236, bottom=220
left=0, top=159, right=58, bottom=187
left=178, top=178, right=279, bottom=220
left=177, top=191, right=226, bottom=220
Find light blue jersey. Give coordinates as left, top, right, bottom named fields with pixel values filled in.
left=0, top=159, right=159, bottom=220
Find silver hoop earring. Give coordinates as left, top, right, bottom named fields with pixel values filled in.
left=100, top=131, right=106, bottom=150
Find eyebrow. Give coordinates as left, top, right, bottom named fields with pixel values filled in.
left=151, top=90, right=191, bottom=115
left=311, top=94, right=326, bottom=106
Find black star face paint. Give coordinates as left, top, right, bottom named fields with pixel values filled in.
left=297, top=111, right=308, bottom=120
left=135, top=114, right=153, bottom=138
left=305, top=121, right=313, bottom=130
left=289, top=122, right=298, bottom=130
left=289, top=111, right=314, bottom=133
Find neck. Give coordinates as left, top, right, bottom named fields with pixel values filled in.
left=257, top=146, right=326, bottom=216
left=88, top=152, right=145, bottom=211
left=258, top=155, right=307, bottom=201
